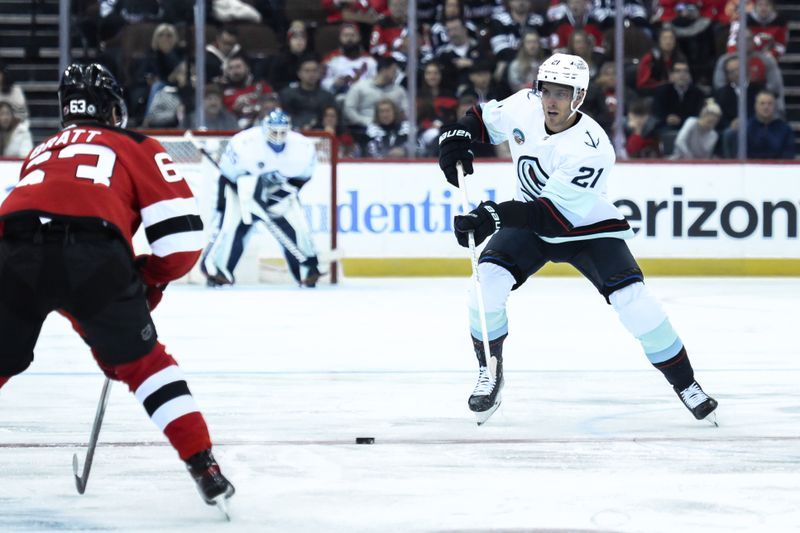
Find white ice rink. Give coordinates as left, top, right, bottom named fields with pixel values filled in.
left=1, top=276, right=799, bottom=533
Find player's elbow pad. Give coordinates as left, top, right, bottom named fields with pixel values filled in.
left=497, top=199, right=574, bottom=238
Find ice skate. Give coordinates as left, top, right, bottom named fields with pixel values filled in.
left=674, top=381, right=718, bottom=426
left=186, top=449, right=235, bottom=518
left=301, top=264, right=321, bottom=288
left=469, top=361, right=504, bottom=425
left=468, top=335, right=506, bottom=425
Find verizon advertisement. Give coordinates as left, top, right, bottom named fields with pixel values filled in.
left=1, top=160, right=798, bottom=260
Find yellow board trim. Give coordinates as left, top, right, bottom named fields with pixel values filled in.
left=340, top=258, right=800, bottom=277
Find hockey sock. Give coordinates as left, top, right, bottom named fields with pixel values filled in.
left=609, top=282, right=692, bottom=384
left=0, top=376, right=9, bottom=389
left=652, top=347, right=695, bottom=390
left=468, top=262, right=515, bottom=341
left=472, top=334, right=507, bottom=365
left=113, top=343, right=212, bottom=461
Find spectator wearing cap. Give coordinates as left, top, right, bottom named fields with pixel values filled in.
left=280, top=56, right=336, bottom=130
left=321, top=23, right=378, bottom=102
left=671, top=99, right=722, bottom=160
left=343, top=55, right=409, bottom=131
left=205, top=26, right=242, bottom=83
left=267, top=21, right=311, bottom=91
left=457, top=59, right=506, bottom=103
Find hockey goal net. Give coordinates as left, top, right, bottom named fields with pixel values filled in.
left=146, top=129, right=339, bottom=284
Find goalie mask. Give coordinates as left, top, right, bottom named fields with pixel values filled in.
left=58, top=63, right=128, bottom=128
left=262, top=109, right=291, bottom=153
left=535, top=53, right=590, bottom=116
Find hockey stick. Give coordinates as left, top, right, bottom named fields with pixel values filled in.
left=182, top=131, right=315, bottom=266
left=457, top=162, right=495, bottom=381
left=72, top=377, right=112, bottom=494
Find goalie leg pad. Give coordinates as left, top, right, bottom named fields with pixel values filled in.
left=468, top=262, right=515, bottom=342
left=202, top=185, right=256, bottom=283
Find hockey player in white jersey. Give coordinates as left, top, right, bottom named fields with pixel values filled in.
left=201, top=109, right=322, bottom=287
left=438, top=53, right=718, bottom=426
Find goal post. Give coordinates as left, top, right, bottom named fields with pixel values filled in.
left=143, top=129, right=339, bottom=284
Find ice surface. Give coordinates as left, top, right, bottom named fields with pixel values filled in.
left=1, top=277, right=799, bottom=532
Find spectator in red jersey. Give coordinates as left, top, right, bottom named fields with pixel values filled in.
left=0, top=101, right=32, bottom=157
left=370, top=0, right=410, bottom=63
left=625, top=98, right=661, bottom=158
left=321, top=23, right=378, bottom=102
left=323, top=0, right=388, bottom=49
left=549, top=0, right=604, bottom=51
left=725, top=0, right=788, bottom=58
left=221, top=54, right=275, bottom=128
left=636, top=26, right=685, bottom=96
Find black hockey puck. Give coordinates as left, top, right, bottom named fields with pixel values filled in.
left=355, top=437, right=375, bottom=444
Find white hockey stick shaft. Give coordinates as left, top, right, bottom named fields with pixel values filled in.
left=72, top=377, right=112, bottom=494
left=457, top=162, right=494, bottom=380
left=183, top=131, right=311, bottom=264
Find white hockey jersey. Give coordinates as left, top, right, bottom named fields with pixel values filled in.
left=218, top=127, right=316, bottom=185
left=479, top=89, right=634, bottom=243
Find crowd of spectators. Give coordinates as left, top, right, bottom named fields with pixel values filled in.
left=65, top=0, right=797, bottom=160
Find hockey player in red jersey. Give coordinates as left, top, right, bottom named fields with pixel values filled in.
left=0, top=63, right=234, bottom=510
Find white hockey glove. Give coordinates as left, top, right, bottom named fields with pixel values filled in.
left=235, top=174, right=258, bottom=225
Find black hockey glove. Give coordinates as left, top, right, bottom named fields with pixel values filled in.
left=438, top=124, right=474, bottom=187
left=454, top=200, right=532, bottom=247
left=453, top=201, right=502, bottom=247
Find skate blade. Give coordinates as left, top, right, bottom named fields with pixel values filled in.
left=474, top=399, right=501, bottom=426
left=213, top=494, right=232, bottom=521
left=704, top=411, right=719, bottom=427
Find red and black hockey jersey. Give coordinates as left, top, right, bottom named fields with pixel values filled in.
left=0, top=124, right=203, bottom=286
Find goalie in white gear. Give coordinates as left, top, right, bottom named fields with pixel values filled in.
left=438, top=53, right=718, bottom=426
left=201, top=109, right=322, bottom=287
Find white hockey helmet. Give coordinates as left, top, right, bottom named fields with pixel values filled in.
left=535, top=53, right=590, bottom=113
left=262, top=108, right=291, bottom=152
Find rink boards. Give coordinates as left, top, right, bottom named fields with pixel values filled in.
left=1, top=159, right=798, bottom=276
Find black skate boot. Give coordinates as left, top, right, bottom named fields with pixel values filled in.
left=674, top=381, right=718, bottom=426
left=186, top=449, right=235, bottom=516
left=468, top=335, right=506, bottom=426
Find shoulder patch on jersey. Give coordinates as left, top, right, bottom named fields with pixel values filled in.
left=512, top=128, right=525, bottom=145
